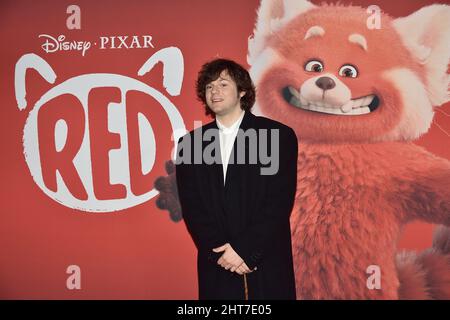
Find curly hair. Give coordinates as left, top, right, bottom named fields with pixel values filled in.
left=196, top=58, right=256, bottom=117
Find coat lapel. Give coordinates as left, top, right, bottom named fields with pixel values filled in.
left=204, top=120, right=224, bottom=188
left=224, top=111, right=255, bottom=189
left=201, top=111, right=257, bottom=237
left=202, top=121, right=227, bottom=231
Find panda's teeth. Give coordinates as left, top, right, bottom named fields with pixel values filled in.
left=286, top=89, right=376, bottom=116
left=361, top=95, right=375, bottom=106
left=288, top=86, right=301, bottom=99
left=341, top=101, right=354, bottom=113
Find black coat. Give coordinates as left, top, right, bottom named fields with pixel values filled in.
left=175, top=111, right=298, bottom=300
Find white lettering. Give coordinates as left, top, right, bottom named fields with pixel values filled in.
left=66, top=265, right=81, bottom=290
left=39, top=34, right=91, bottom=56
left=66, top=5, right=81, bottom=30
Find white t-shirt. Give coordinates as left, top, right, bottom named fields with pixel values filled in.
left=216, top=110, right=245, bottom=185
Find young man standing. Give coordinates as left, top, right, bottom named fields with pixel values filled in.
left=175, top=59, right=298, bottom=299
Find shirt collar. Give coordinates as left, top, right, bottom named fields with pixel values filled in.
left=216, top=110, right=245, bottom=134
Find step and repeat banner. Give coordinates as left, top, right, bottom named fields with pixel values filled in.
left=1, top=0, right=449, bottom=299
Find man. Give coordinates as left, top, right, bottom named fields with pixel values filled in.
left=175, top=59, right=298, bottom=299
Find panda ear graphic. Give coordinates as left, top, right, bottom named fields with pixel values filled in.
left=393, top=5, right=450, bottom=106
left=15, top=53, right=57, bottom=110
left=138, top=47, right=184, bottom=97
left=248, top=0, right=315, bottom=65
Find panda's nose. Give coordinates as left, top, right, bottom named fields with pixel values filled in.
left=315, top=77, right=336, bottom=91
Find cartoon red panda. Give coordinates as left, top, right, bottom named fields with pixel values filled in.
left=155, top=0, right=450, bottom=299
left=246, top=0, right=450, bottom=299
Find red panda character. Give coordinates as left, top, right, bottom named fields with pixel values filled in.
left=155, top=0, right=450, bottom=299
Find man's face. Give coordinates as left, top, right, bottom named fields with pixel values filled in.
left=205, top=70, right=245, bottom=117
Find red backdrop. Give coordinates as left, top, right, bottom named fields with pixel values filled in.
left=0, top=0, right=448, bottom=299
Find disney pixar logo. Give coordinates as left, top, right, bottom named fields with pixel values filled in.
left=39, top=34, right=155, bottom=57
left=14, top=48, right=186, bottom=212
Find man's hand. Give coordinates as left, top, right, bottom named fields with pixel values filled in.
left=235, top=262, right=254, bottom=275
left=213, top=243, right=244, bottom=271
left=213, top=243, right=256, bottom=274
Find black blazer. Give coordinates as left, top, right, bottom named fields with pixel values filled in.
left=175, top=111, right=298, bottom=299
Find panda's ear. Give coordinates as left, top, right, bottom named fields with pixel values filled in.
left=248, top=0, right=315, bottom=65
left=393, top=4, right=450, bottom=106
left=138, top=47, right=184, bottom=97
left=15, top=53, right=57, bottom=110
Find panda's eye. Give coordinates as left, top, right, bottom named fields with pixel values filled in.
left=339, top=64, right=358, bottom=78
left=304, top=60, right=324, bottom=73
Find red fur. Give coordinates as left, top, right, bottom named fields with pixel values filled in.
left=397, top=251, right=431, bottom=299
left=397, top=227, right=450, bottom=299
left=288, top=142, right=450, bottom=299
left=253, top=2, right=450, bottom=299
